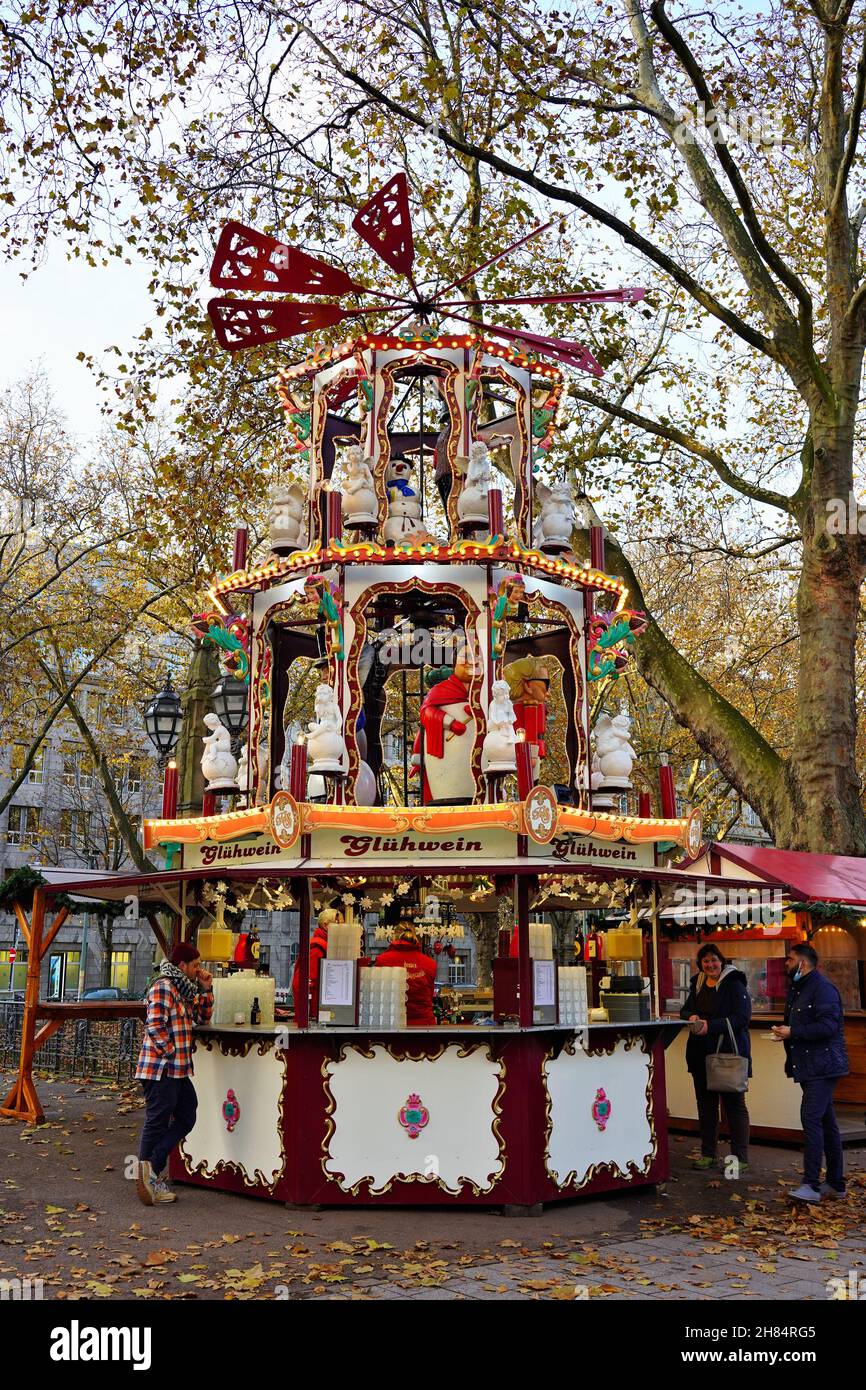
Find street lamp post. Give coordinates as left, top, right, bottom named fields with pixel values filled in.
left=143, top=674, right=182, bottom=769
left=211, top=674, right=249, bottom=757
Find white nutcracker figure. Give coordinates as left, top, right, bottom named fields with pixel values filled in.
left=201, top=712, right=239, bottom=792
left=269, top=481, right=309, bottom=552
left=340, top=445, right=379, bottom=526
left=307, top=684, right=347, bottom=773
left=533, top=478, right=577, bottom=550
left=481, top=679, right=518, bottom=774
left=383, top=456, right=423, bottom=542
left=457, top=439, right=492, bottom=527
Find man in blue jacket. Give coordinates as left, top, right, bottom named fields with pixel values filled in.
left=772, top=943, right=849, bottom=1203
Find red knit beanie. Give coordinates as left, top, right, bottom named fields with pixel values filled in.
left=169, top=942, right=200, bottom=966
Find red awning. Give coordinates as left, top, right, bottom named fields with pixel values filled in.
left=712, top=843, right=866, bottom=908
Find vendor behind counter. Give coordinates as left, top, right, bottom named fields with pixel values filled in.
left=375, top=927, right=437, bottom=1026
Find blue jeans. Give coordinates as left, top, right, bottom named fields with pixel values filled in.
left=799, top=1077, right=844, bottom=1191
left=139, top=1076, right=198, bottom=1176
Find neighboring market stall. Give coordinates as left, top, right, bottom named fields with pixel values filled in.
left=663, top=842, right=866, bottom=1142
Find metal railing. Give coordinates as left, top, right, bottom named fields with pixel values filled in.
left=0, top=1001, right=142, bottom=1082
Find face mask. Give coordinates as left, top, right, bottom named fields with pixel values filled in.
left=793, top=966, right=802, bottom=981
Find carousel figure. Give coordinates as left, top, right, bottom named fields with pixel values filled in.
left=269, top=480, right=309, bottom=552
left=307, top=683, right=347, bottom=774
left=533, top=478, right=577, bottom=551
left=340, top=445, right=378, bottom=526
left=201, top=712, right=239, bottom=792
left=481, top=679, right=518, bottom=775
left=504, top=656, right=551, bottom=778
left=383, top=456, right=423, bottom=541
left=456, top=439, right=492, bottom=529
left=411, top=643, right=478, bottom=804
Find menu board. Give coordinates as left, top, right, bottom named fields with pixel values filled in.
left=319, top=959, right=355, bottom=1007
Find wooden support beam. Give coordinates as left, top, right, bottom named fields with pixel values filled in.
left=40, top=905, right=70, bottom=959
left=0, top=888, right=46, bottom=1123
left=13, top=901, right=31, bottom=948
left=144, top=910, right=170, bottom=959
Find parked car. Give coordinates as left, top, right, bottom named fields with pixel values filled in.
left=81, top=987, right=138, bottom=1002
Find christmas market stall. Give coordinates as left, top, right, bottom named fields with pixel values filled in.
left=662, top=842, right=866, bottom=1143
left=1, top=180, right=780, bottom=1208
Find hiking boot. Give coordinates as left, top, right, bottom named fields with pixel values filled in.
left=153, top=1178, right=177, bottom=1204
left=136, top=1159, right=156, bottom=1207
left=789, top=1183, right=821, bottom=1204
left=819, top=1182, right=847, bottom=1200
left=690, top=1156, right=717, bottom=1170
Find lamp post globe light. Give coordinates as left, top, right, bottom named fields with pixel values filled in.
left=211, top=674, right=249, bottom=753
left=143, top=674, right=182, bottom=768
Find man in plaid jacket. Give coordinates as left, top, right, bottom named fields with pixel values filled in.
left=135, top=941, right=213, bottom=1206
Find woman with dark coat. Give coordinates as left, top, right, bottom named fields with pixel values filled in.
left=680, top=943, right=752, bottom=1171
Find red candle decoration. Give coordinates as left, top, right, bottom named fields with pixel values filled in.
left=162, top=760, right=178, bottom=820
left=590, top=524, right=606, bottom=571
left=658, top=756, right=677, bottom=819
left=202, top=791, right=216, bottom=818
left=487, top=487, right=504, bottom=537
left=290, top=738, right=308, bottom=801
left=515, top=733, right=534, bottom=800
left=638, top=790, right=652, bottom=819
left=233, top=525, right=248, bottom=572
left=326, top=488, right=343, bottom=545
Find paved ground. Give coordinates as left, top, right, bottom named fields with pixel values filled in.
left=1, top=1071, right=864, bottom=1301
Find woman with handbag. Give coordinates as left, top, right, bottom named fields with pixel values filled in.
left=680, top=944, right=752, bottom=1171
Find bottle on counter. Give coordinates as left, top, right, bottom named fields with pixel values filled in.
left=250, top=996, right=261, bottom=1026
left=573, top=926, right=585, bottom=962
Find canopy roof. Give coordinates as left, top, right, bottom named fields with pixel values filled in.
left=708, top=843, right=866, bottom=909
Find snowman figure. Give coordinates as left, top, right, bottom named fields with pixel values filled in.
left=481, top=679, right=518, bottom=774
left=341, top=445, right=379, bottom=526
left=201, top=712, right=239, bottom=792
left=269, top=481, right=309, bottom=552
left=457, top=440, right=492, bottom=528
left=383, top=456, right=423, bottom=542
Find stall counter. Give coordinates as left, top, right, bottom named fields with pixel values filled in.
left=171, top=1020, right=684, bottom=1208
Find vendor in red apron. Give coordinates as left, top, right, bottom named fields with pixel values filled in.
left=375, top=925, right=437, bottom=1026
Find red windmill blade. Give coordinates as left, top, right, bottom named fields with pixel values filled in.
left=435, top=288, right=647, bottom=310
left=351, top=173, right=416, bottom=282
left=208, top=298, right=396, bottom=353
left=210, top=220, right=372, bottom=298
left=449, top=313, right=604, bottom=377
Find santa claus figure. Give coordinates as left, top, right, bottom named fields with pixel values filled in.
left=504, top=656, right=551, bottom=778
left=411, top=643, right=478, bottom=804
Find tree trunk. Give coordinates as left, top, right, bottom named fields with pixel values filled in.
left=776, top=413, right=866, bottom=852
left=177, top=639, right=221, bottom=816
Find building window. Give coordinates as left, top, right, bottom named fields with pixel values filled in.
left=11, top=743, right=45, bottom=785
left=61, top=745, right=93, bottom=791
left=59, top=810, right=91, bottom=850
left=125, top=761, right=142, bottom=795
left=110, top=951, right=131, bottom=991
left=6, top=806, right=40, bottom=846
left=448, top=955, right=469, bottom=986
left=48, top=951, right=80, bottom=999
left=0, top=949, right=28, bottom=991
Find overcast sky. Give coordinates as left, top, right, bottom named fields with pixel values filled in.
left=0, top=247, right=154, bottom=444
